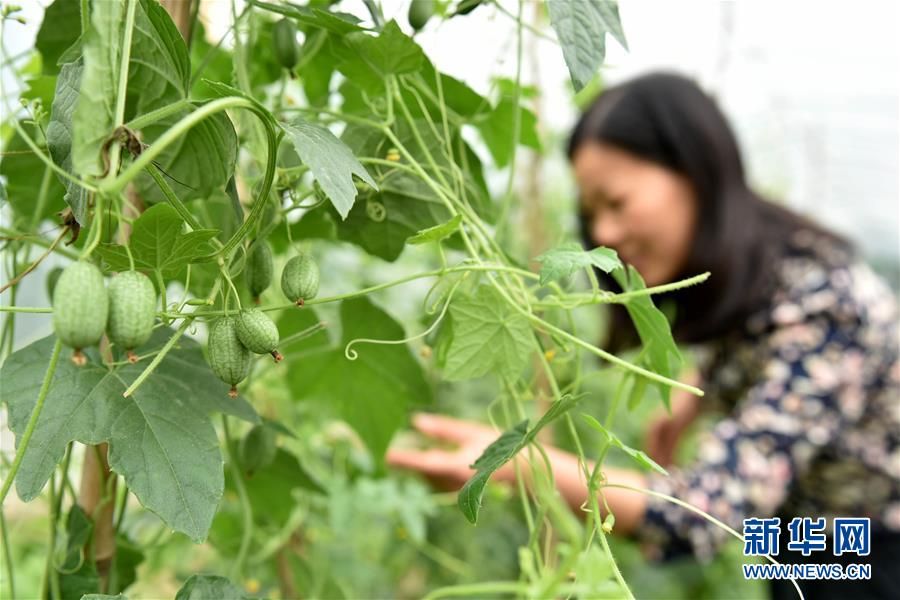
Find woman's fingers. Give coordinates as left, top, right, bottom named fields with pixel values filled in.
left=386, top=448, right=456, bottom=475
left=410, top=412, right=490, bottom=443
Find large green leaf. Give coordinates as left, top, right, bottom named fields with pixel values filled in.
left=340, top=20, right=425, bottom=79
left=125, top=0, right=190, bottom=116
left=46, top=60, right=91, bottom=224
left=226, top=448, right=324, bottom=525
left=443, top=285, right=532, bottom=381
left=535, top=243, right=621, bottom=285
left=95, top=204, right=218, bottom=277
left=72, top=0, right=195, bottom=177
left=0, top=330, right=258, bottom=542
left=35, top=0, right=82, bottom=75
left=546, top=0, right=627, bottom=92
left=474, top=96, right=541, bottom=168
left=133, top=108, right=238, bottom=205
left=0, top=129, right=67, bottom=229
left=458, top=395, right=581, bottom=523
left=281, top=119, right=377, bottom=220
left=611, top=266, right=683, bottom=409
left=71, top=0, right=124, bottom=176
left=286, top=298, right=431, bottom=466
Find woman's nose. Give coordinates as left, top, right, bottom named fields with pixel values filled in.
left=592, top=215, right=625, bottom=248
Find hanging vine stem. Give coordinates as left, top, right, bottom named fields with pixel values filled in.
left=0, top=226, right=69, bottom=295
left=0, top=338, right=63, bottom=506
left=344, top=279, right=462, bottom=360
left=601, top=482, right=805, bottom=600
left=100, top=96, right=279, bottom=260
left=0, top=506, right=14, bottom=600
left=221, top=415, right=254, bottom=582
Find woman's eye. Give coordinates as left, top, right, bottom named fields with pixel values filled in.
left=606, top=198, right=624, bottom=212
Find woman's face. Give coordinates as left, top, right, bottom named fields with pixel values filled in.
left=573, top=141, right=698, bottom=287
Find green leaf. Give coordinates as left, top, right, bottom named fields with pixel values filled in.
left=0, top=330, right=258, bottom=542
left=421, top=67, right=491, bottom=118
left=297, top=31, right=333, bottom=107
left=110, top=536, right=144, bottom=594
left=226, top=448, right=324, bottom=525
left=407, top=214, right=462, bottom=245
left=286, top=298, right=431, bottom=466
left=581, top=413, right=668, bottom=475
left=0, top=128, right=67, bottom=229
left=46, top=60, right=91, bottom=224
left=73, top=0, right=191, bottom=176
left=443, top=285, right=532, bottom=381
left=611, top=266, right=683, bottom=409
left=546, top=0, right=627, bottom=92
left=71, top=0, right=124, bottom=176
left=342, top=20, right=425, bottom=78
left=133, top=107, right=238, bottom=205
left=459, top=395, right=581, bottom=523
left=82, top=595, right=128, bottom=600
left=331, top=120, right=490, bottom=261
left=126, top=0, right=190, bottom=116
left=458, top=420, right=528, bottom=524
left=251, top=0, right=364, bottom=35
left=474, top=96, right=541, bottom=168
left=35, top=0, right=82, bottom=75
left=175, top=574, right=254, bottom=600
left=281, top=119, right=377, bottom=220
left=95, top=204, right=218, bottom=277
left=58, top=505, right=100, bottom=599
left=61, top=505, right=93, bottom=571
left=535, top=243, right=621, bottom=285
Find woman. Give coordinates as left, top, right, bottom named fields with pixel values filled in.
left=387, top=72, right=900, bottom=599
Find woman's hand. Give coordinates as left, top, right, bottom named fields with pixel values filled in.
left=644, top=371, right=702, bottom=466
left=388, top=412, right=651, bottom=534
left=386, top=413, right=516, bottom=491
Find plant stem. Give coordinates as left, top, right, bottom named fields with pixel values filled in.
left=496, top=0, right=524, bottom=238
left=124, top=99, right=192, bottom=131
left=121, top=318, right=191, bottom=397
left=144, top=163, right=206, bottom=232
left=0, top=306, right=48, bottom=314
left=0, top=507, right=14, bottom=600
left=423, top=581, right=528, bottom=600
left=600, top=482, right=804, bottom=598
left=80, top=0, right=89, bottom=33
left=535, top=272, right=711, bottom=309
left=44, top=475, right=62, bottom=600
left=0, top=339, right=63, bottom=506
left=101, top=0, right=139, bottom=186
left=222, top=416, right=253, bottom=581
left=0, top=227, right=69, bottom=295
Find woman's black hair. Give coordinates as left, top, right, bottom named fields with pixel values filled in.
left=569, top=72, right=854, bottom=351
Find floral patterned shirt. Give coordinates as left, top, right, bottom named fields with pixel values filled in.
left=638, top=231, right=900, bottom=560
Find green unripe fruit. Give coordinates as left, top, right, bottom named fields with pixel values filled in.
left=408, top=0, right=434, bottom=31
left=245, top=241, right=273, bottom=303
left=107, top=271, right=157, bottom=363
left=235, top=308, right=282, bottom=362
left=281, top=253, right=319, bottom=306
left=46, top=266, right=63, bottom=300
left=272, top=18, right=299, bottom=72
left=454, top=0, right=483, bottom=16
left=52, top=262, right=108, bottom=365
left=239, top=425, right=277, bottom=476
left=208, top=316, right=252, bottom=397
